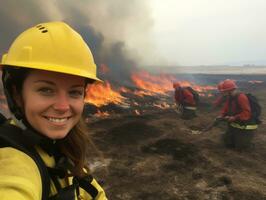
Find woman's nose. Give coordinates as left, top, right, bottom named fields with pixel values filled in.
left=53, top=93, right=70, bottom=112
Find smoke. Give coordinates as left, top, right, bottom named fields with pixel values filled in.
left=0, top=0, right=158, bottom=82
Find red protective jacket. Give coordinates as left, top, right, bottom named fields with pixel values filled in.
left=174, top=87, right=196, bottom=106
left=221, top=93, right=251, bottom=121
left=213, top=95, right=226, bottom=107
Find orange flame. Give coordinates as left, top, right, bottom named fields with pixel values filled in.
left=131, top=70, right=216, bottom=97
left=131, top=71, right=175, bottom=95
left=85, top=81, right=126, bottom=107
left=153, top=102, right=170, bottom=109
left=94, top=110, right=110, bottom=117
left=248, top=80, right=263, bottom=84
left=84, top=69, right=218, bottom=109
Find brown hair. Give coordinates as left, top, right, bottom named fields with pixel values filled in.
left=58, top=118, right=101, bottom=177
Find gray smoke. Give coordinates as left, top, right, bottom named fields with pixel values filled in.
left=0, top=0, right=157, bottom=82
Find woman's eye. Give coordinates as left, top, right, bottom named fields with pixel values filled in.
left=38, top=87, right=54, bottom=95
left=69, top=90, right=84, bottom=98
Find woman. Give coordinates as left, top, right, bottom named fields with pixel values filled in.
left=0, top=22, right=107, bottom=199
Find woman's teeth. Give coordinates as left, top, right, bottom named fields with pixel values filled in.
left=47, top=117, right=68, bottom=123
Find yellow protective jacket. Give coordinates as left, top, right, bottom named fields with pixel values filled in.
left=0, top=125, right=108, bottom=200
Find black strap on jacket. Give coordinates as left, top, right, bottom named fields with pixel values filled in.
left=227, top=95, right=236, bottom=117
left=177, top=87, right=184, bottom=105
left=76, top=175, right=99, bottom=198
left=0, top=123, right=50, bottom=200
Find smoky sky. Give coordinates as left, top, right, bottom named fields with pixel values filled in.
left=0, top=0, right=155, bottom=82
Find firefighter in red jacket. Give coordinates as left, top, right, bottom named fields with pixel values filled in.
left=173, top=82, right=197, bottom=120
left=217, top=79, right=258, bottom=150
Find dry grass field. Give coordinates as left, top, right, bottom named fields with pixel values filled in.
left=87, top=75, right=266, bottom=200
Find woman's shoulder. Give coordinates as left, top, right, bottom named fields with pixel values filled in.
left=0, top=147, right=42, bottom=199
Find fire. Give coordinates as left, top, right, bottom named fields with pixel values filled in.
left=174, top=81, right=216, bottom=96
left=94, top=110, right=110, bottom=117
left=85, top=81, right=126, bottom=107
left=177, top=81, right=192, bottom=87
left=133, top=90, right=155, bottom=97
left=192, top=85, right=216, bottom=93
left=84, top=69, right=218, bottom=113
left=131, top=71, right=175, bottom=95
left=131, top=70, right=216, bottom=97
left=119, top=87, right=131, bottom=93
left=153, top=102, right=170, bottom=109
left=248, top=80, right=263, bottom=84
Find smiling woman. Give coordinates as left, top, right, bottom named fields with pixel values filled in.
left=0, top=22, right=107, bottom=200
left=16, top=70, right=86, bottom=139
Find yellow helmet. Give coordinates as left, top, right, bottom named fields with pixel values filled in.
left=1, top=21, right=101, bottom=81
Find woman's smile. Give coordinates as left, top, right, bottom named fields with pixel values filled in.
left=43, top=115, right=72, bottom=125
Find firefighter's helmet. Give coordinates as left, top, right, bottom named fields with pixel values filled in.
left=1, top=21, right=101, bottom=81
left=220, top=79, right=237, bottom=92
left=173, top=82, right=181, bottom=89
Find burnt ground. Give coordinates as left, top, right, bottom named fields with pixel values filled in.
left=87, top=77, right=266, bottom=200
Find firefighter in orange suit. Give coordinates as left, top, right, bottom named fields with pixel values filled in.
left=217, top=79, right=258, bottom=150
left=173, top=82, right=197, bottom=120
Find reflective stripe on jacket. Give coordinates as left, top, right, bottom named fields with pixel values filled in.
left=184, top=106, right=197, bottom=110
left=230, top=122, right=258, bottom=130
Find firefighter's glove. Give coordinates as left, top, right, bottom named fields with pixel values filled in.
left=224, top=116, right=236, bottom=122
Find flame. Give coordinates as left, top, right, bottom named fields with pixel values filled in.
left=248, top=80, right=263, bottom=84
left=131, top=70, right=216, bottom=97
left=84, top=69, right=218, bottom=110
left=119, top=87, right=131, bottom=93
left=191, top=85, right=216, bottom=92
left=131, top=71, right=174, bottom=95
left=153, top=102, right=170, bottom=109
left=94, top=110, right=110, bottom=117
left=85, top=81, right=126, bottom=107
left=133, top=90, right=155, bottom=97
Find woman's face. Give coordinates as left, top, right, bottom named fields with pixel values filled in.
left=16, top=70, right=86, bottom=139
